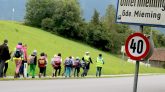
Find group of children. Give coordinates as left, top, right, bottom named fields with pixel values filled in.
left=9, top=42, right=105, bottom=78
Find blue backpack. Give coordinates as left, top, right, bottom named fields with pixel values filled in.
left=65, top=59, right=72, bottom=66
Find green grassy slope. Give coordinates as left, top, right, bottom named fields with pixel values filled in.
left=0, top=21, right=165, bottom=76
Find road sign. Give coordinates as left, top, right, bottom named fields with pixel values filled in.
left=116, top=0, right=165, bottom=27
left=125, top=32, right=150, bottom=60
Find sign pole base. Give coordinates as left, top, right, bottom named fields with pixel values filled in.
left=24, top=63, right=27, bottom=78
left=133, top=61, right=140, bottom=92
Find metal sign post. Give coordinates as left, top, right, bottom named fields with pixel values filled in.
left=133, top=61, right=139, bottom=92
left=133, top=25, right=144, bottom=92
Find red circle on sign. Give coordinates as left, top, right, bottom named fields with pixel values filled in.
left=125, top=32, right=150, bottom=60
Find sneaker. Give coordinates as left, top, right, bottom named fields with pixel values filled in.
left=52, top=73, right=55, bottom=77
left=14, top=73, right=17, bottom=78
left=39, top=74, right=41, bottom=78
left=17, top=74, right=20, bottom=78
left=81, top=74, right=84, bottom=77
left=4, top=74, right=6, bottom=77
left=27, top=74, right=29, bottom=77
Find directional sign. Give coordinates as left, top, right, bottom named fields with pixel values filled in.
left=125, top=33, right=150, bottom=60
left=116, top=0, right=165, bottom=27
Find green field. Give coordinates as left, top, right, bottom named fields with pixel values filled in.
left=0, top=21, right=165, bottom=76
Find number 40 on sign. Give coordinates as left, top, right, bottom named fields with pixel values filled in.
left=125, top=33, right=150, bottom=61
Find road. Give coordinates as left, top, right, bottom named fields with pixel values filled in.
left=0, top=75, right=165, bottom=92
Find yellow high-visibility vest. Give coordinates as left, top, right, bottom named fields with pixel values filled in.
left=96, top=57, right=104, bottom=67
left=84, top=55, right=90, bottom=62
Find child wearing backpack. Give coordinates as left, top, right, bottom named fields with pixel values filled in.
left=81, top=60, right=87, bottom=77
left=38, top=52, right=46, bottom=78
left=43, top=53, right=48, bottom=77
left=51, top=53, right=62, bottom=77
left=12, top=43, right=24, bottom=78
left=64, top=56, right=73, bottom=78
left=27, top=50, right=37, bottom=78
left=62, top=57, right=68, bottom=76
left=73, top=57, right=81, bottom=77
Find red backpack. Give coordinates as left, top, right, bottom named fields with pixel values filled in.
left=54, top=56, right=61, bottom=66
left=73, top=59, right=80, bottom=67
left=38, top=56, right=46, bottom=67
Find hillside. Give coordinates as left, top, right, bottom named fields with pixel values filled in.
left=0, top=21, right=165, bottom=76
left=0, top=0, right=164, bottom=34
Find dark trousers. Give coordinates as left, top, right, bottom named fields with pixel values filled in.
left=19, top=60, right=27, bottom=75
left=96, top=67, right=102, bottom=77
left=54, top=66, right=61, bottom=77
left=39, top=67, right=45, bottom=78
left=19, top=63, right=24, bottom=75
left=43, top=67, right=46, bottom=77
left=4, top=63, right=8, bottom=74
left=39, top=67, right=45, bottom=74
left=81, top=63, right=90, bottom=77
left=81, top=67, right=88, bottom=77
left=74, top=67, right=80, bottom=77
left=0, top=60, right=5, bottom=77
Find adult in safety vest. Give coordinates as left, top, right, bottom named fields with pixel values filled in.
left=96, top=54, right=104, bottom=77
left=81, top=52, right=93, bottom=77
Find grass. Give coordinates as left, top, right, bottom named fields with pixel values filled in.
left=0, top=20, right=165, bottom=76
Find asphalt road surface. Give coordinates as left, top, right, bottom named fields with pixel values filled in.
left=0, top=75, right=165, bottom=92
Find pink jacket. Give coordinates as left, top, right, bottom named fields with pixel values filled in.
left=22, top=46, right=28, bottom=61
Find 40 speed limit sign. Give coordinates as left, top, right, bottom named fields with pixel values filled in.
left=125, top=32, right=150, bottom=60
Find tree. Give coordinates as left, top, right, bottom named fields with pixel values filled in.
left=91, top=9, right=100, bottom=25
left=25, top=0, right=83, bottom=38
left=52, top=0, right=82, bottom=37
left=101, top=4, right=132, bottom=53
left=86, top=9, right=109, bottom=50
left=103, top=4, right=116, bottom=31
left=158, top=34, right=165, bottom=47
left=143, top=26, right=165, bottom=48
left=25, top=0, right=56, bottom=27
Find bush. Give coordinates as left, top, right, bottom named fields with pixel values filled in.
left=41, top=18, right=54, bottom=30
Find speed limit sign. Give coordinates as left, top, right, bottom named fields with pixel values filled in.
left=125, top=33, right=150, bottom=60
